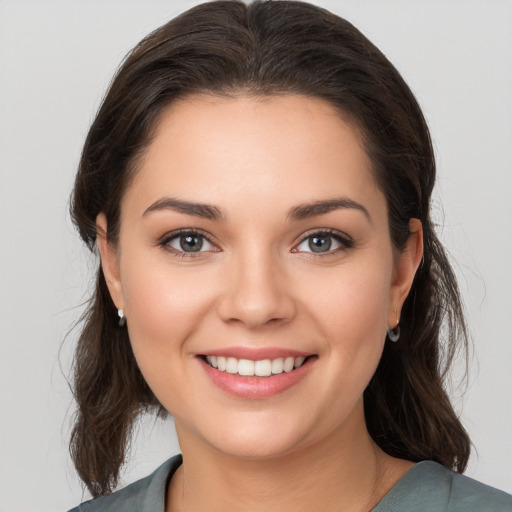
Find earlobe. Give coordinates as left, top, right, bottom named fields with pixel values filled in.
left=96, top=213, right=124, bottom=309
left=389, top=219, right=424, bottom=324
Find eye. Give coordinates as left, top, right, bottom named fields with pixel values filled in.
left=293, top=230, right=353, bottom=255
left=160, top=230, right=218, bottom=256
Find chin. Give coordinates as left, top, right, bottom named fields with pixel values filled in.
left=210, top=435, right=300, bottom=461
left=190, top=411, right=315, bottom=461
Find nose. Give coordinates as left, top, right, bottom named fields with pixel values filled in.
left=217, top=247, right=297, bottom=329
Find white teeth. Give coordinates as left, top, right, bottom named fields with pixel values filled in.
left=226, top=357, right=238, bottom=374
left=205, top=354, right=308, bottom=376
left=271, top=358, right=284, bottom=374
left=217, top=356, right=226, bottom=371
left=294, top=356, right=305, bottom=368
left=283, top=357, right=295, bottom=372
left=206, top=355, right=219, bottom=368
left=238, top=359, right=255, bottom=376
left=254, top=359, right=272, bottom=377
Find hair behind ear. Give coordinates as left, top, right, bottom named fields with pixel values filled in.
left=69, top=266, right=165, bottom=496
left=364, top=230, right=470, bottom=472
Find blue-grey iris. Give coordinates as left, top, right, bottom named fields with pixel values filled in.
left=180, top=234, right=203, bottom=252
left=309, top=235, right=331, bottom=253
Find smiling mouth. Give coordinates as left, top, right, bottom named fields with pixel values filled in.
left=201, top=355, right=312, bottom=377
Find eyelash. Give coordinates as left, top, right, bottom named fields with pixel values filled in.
left=158, top=228, right=353, bottom=259
left=293, top=229, right=354, bottom=258
left=158, top=228, right=219, bottom=259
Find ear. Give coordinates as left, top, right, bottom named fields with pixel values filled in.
left=96, top=213, right=124, bottom=310
left=388, top=218, right=423, bottom=327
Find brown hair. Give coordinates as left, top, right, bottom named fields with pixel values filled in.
left=70, top=0, right=470, bottom=497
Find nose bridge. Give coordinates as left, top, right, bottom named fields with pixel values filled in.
left=218, top=240, right=295, bottom=328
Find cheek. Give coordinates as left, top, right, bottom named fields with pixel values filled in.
left=298, top=253, right=393, bottom=396
left=306, top=262, right=391, bottom=339
left=303, top=261, right=392, bottom=414
left=119, top=255, right=216, bottom=371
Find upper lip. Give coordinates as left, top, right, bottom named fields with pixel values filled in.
left=198, top=347, right=314, bottom=360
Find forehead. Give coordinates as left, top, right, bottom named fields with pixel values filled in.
left=123, top=93, right=384, bottom=220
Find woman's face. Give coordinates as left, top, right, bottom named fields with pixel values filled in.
left=98, top=94, right=421, bottom=460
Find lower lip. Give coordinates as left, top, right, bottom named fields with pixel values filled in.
left=199, top=356, right=316, bottom=399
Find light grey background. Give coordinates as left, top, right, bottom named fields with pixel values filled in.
left=0, top=1, right=511, bottom=510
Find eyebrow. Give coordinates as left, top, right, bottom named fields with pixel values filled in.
left=287, top=197, right=372, bottom=223
left=142, top=196, right=371, bottom=223
left=143, top=197, right=225, bottom=221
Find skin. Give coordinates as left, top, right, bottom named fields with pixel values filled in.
left=97, top=94, right=423, bottom=511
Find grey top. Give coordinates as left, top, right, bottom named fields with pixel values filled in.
left=69, top=454, right=512, bottom=511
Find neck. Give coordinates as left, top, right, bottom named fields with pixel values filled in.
left=167, top=407, right=412, bottom=512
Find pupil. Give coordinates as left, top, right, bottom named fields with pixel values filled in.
left=309, top=235, right=331, bottom=253
left=180, top=234, right=203, bottom=252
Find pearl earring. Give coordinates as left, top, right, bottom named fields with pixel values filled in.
left=118, top=309, right=126, bottom=327
left=387, top=308, right=400, bottom=342
left=387, top=325, right=400, bottom=342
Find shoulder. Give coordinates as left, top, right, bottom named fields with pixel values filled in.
left=67, top=454, right=182, bottom=512
left=445, top=466, right=512, bottom=511
left=374, top=461, right=512, bottom=512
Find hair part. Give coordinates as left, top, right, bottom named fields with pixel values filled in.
left=70, top=0, right=470, bottom=496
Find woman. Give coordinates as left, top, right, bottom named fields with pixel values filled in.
left=67, top=1, right=512, bottom=510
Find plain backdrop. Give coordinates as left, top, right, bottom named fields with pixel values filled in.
left=0, top=1, right=511, bottom=510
